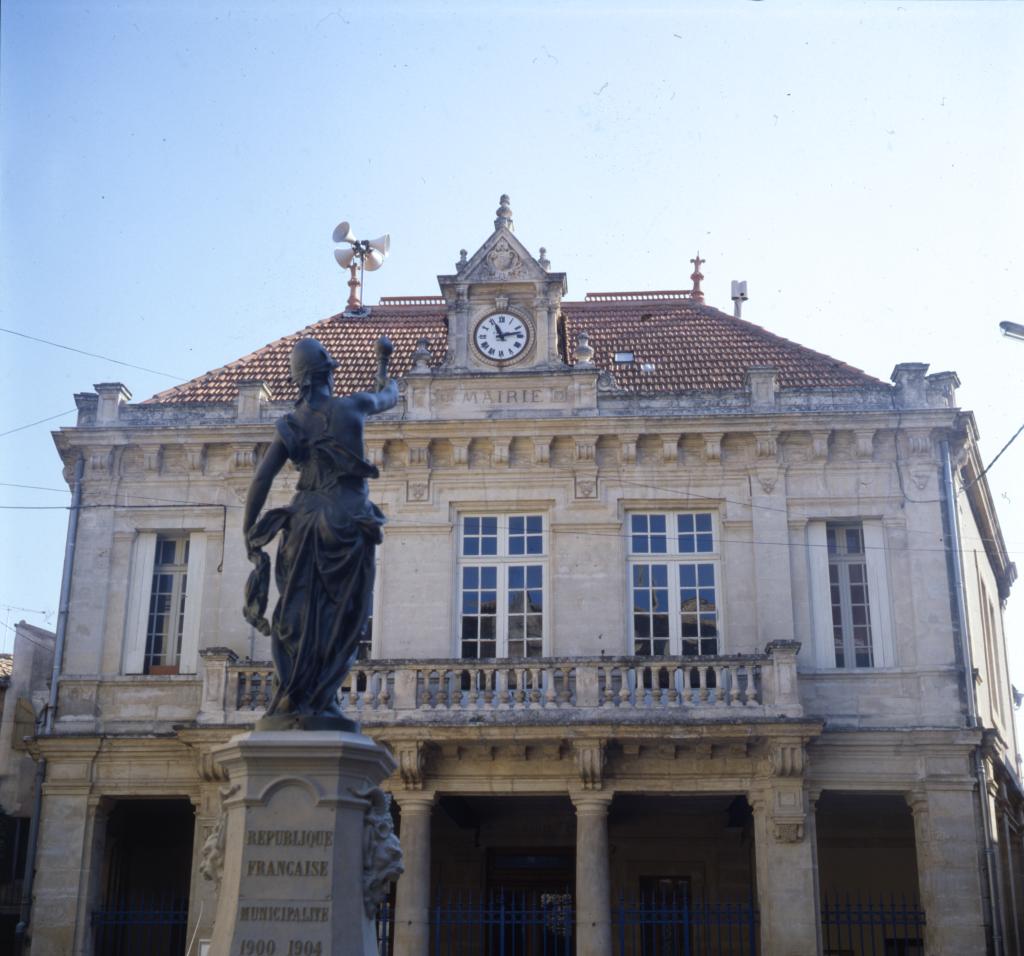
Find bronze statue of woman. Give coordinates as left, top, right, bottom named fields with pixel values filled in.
left=242, top=335, right=397, bottom=729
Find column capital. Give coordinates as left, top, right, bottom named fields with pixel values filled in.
left=571, top=791, right=614, bottom=815
left=392, top=790, right=437, bottom=813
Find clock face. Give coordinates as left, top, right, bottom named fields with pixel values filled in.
left=473, top=312, right=530, bottom=363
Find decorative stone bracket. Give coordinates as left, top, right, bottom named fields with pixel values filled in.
left=573, top=738, right=606, bottom=790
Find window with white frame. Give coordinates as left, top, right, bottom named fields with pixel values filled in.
left=628, top=511, right=720, bottom=657
left=827, top=523, right=873, bottom=668
left=807, top=519, right=894, bottom=669
left=459, top=514, right=545, bottom=659
left=145, top=535, right=190, bottom=673
left=123, top=529, right=208, bottom=675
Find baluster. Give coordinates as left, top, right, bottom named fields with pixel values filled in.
left=698, top=665, right=709, bottom=702
left=667, top=665, right=680, bottom=705
left=438, top=670, right=451, bottom=708
left=530, top=667, right=542, bottom=705
left=348, top=670, right=360, bottom=707
left=560, top=667, right=574, bottom=705
left=729, top=665, right=741, bottom=706
left=601, top=667, right=615, bottom=707
left=682, top=667, right=694, bottom=705
left=619, top=667, right=632, bottom=708
left=545, top=668, right=558, bottom=707
left=513, top=668, right=526, bottom=706
left=468, top=669, right=480, bottom=707
left=483, top=666, right=496, bottom=707
left=713, top=665, right=725, bottom=706
left=379, top=670, right=392, bottom=709
left=496, top=668, right=508, bottom=707
left=750, top=664, right=761, bottom=705
left=237, top=675, right=251, bottom=712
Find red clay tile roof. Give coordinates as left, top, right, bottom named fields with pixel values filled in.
left=561, top=300, right=880, bottom=391
left=148, top=296, right=882, bottom=404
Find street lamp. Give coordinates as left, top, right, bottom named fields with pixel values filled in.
left=999, top=320, right=1024, bottom=341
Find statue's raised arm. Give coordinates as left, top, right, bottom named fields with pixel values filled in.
left=242, top=335, right=396, bottom=730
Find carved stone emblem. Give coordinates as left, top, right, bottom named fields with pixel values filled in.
left=354, top=787, right=404, bottom=917
left=482, top=237, right=525, bottom=279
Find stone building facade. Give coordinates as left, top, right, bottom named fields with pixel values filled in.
left=25, top=197, right=1023, bottom=955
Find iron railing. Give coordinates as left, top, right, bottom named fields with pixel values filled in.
left=420, top=892, right=761, bottom=956
left=820, top=893, right=924, bottom=956
left=613, top=895, right=759, bottom=955
left=430, top=891, right=574, bottom=955
left=91, top=894, right=189, bottom=956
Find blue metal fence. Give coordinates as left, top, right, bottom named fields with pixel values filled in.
left=420, top=891, right=760, bottom=956
left=430, top=891, right=574, bottom=955
left=613, top=894, right=759, bottom=956
left=820, top=893, right=925, bottom=956
left=91, top=893, right=189, bottom=956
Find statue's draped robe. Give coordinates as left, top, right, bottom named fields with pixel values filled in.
left=244, top=404, right=384, bottom=716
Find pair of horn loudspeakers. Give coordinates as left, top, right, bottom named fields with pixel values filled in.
left=333, top=221, right=391, bottom=272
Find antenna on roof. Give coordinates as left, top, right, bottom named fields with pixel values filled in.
left=690, top=253, right=705, bottom=303
left=731, top=280, right=748, bottom=318
left=333, top=221, right=391, bottom=314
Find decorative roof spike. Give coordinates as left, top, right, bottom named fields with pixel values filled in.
left=456, top=249, right=468, bottom=273
left=575, top=331, right=595, bottom=367
left=494, top=194, right=514, bottom=231
left=539, top=247, right=551, bottom=271
left=410, top=337, right=432, bottom=373
left=690, top=252, right=705, bottom=302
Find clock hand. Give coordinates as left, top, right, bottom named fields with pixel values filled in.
left=490, top=319, right=508, bottom=340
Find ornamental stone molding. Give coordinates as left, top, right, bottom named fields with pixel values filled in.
left=772, top=820, right=804, bottom=844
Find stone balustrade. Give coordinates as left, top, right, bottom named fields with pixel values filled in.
left=197, top=641, right=802, bottom=725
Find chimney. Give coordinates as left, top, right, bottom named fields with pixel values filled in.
left=731, top=280, right=748, bottom=318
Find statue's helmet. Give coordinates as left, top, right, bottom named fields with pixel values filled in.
left=289, top=338, right=338, bottom=390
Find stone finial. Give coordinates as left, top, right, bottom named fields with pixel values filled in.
left=926, top=370, right=960, bottom=409
left=690, top=252, right=705, bottom=302
left=236, top=380, right=272, bottom=422
left=539, top=247, right=551, bottom=270
left=891, top=362, right=930, bottom=409
left=746, top=367, right=778, bottom=409
left=74, top=391, right=99, bottom=426
left=410, top=337, right=432, bottom=373
left=575, top=331, right=595, bottom=367
left=494, top=194, right=514, bottom=231
left=456, top=249, right=468, bottom=273
left=94, top=382, right=132, bottom=424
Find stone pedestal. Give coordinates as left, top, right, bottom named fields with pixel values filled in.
left=208, top=730, right=398, bottom=956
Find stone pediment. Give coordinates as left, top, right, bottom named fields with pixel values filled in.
left=436, top=195, right=567, bottom=298
left=458, top=228, right=548, bottom=285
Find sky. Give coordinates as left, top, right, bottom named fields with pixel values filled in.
left=1, top=1, right=1022, bottom=689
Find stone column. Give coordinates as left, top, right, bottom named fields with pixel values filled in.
left=750, top=784, right=820, bottom=956
left=908, top=787, right=988, bottom=954
left=392, top=792, right=435, bottom=956
left=572, top=792, right=613, bottom=956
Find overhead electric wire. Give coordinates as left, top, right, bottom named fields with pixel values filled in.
left=0, top=327, right=187, bottom=381
left=0, top=410, right=77, bottom=438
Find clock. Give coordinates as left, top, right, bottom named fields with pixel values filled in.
left=473, top=312, right=530, bottom=363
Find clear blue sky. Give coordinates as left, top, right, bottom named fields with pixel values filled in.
left=2, top=1, right=1022, bottom=684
